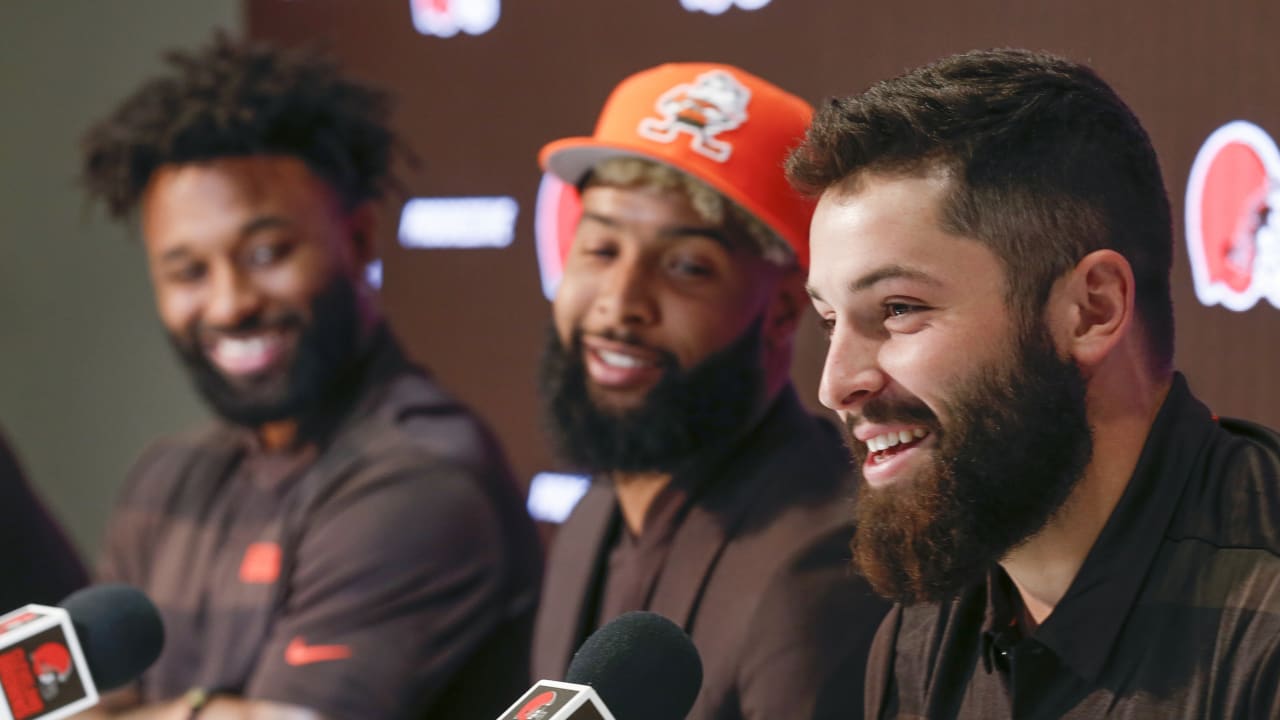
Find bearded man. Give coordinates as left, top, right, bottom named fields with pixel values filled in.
left=531, top=62, right=888, bottom=720
left=792, top=48, right=1280, bottom=718
left=77, top=35, right=540, bottom=720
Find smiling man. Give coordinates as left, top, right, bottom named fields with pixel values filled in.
left=77, top=36, right=540, bottom=720
left=789, top=49, right=1280, bottom=718
left=531, top=63, right=888, bottom=720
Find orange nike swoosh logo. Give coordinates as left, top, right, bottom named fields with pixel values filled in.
left=284, top=637, right=352, bottom=666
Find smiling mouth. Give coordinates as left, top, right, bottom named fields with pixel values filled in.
left=594, top=348, right=658, bottom=369
left=865, top=428, right=930, bottom=465
left=206, top=331, right=290, bottom=376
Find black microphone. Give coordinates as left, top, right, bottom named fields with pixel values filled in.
left=496, top=611, right=703, bottom=720
left=0, top=584, right=164, bottom=719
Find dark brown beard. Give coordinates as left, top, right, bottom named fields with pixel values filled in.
left=537, top=316, right=765, bottom=474
left=167, top=275, right=363, bottom=427
left=848, top=324, right=1092, bottom=604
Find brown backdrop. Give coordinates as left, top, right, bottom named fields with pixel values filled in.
left=247, top=0, right=1280, bottom=491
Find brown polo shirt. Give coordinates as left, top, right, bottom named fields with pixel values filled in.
left=866, top=373, right=1280, bottom=719
left=100, top=330, right=542, bottom=720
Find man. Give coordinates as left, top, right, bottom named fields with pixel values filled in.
left=790, top=49, right=1280, bottom=718
left=78, top=35, right=541, bottom=720
left=532, top=63, right=888, bottom=720
left=0, top=428, right=88, bottom=609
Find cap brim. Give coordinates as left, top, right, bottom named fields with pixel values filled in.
left=540, top=137, right=693, bottom=188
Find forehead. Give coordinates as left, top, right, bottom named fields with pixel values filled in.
left=807, top=172, right=1005, bottom=301
left=140, top=156, right=342, bottom=252
left=578, top=182, right=711, bottom=229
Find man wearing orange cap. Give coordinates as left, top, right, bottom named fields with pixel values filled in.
left=531, top=63, right=888, bottom=720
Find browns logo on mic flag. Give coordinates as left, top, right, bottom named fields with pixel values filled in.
left=0, top=605, right=96, bottom=720
left=496, top=680, right=612, bottom=720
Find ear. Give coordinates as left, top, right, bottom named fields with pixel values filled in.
left=763, top=265, right=807, bottom=348
left=344, top=201, right=379, bottom=269
left=1056, top=249, right=1135, bottom=368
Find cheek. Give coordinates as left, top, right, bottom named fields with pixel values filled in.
left=257, top=251, right=338, bottom=310
left=878, top=332, right=969, bottom=407
left=665, top=299, right=752, bottom=365
left=551, top=281, right=590, bottom=341
left=151, top=284, right=200, bottom=335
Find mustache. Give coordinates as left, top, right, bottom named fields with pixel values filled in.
left=843, top=394, right=941, bottom=437
left=189, top=311, right=304, bottom=344
left=578, top=328, right=678, bottom=369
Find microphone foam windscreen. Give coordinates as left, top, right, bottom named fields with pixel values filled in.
left=565, top=611, right=702, bottom=720
left=60, top=584, right=165, bottom=691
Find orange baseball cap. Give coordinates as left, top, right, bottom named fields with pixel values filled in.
left=539, top=62, right=815, bottom=267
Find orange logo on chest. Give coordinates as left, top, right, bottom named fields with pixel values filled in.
left=239, top=542, right=281, bottom=584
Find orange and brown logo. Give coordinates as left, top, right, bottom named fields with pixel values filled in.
left=1186, top=120, right=1280, bottom=311
left=637, top=69, right=752, bottom=162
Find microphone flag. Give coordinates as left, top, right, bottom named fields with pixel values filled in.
left=0, top=604, right=97, bottom=720
left=496, top=680, right=614, bottom=720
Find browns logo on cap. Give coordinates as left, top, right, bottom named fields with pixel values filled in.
left=539, top=62, right=815, bottom=268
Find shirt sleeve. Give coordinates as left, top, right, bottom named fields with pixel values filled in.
left=735, top=526, right=890, bottom=720
left=97, top=441, right=171, bottom=588
left=244, top=461, right=511, bottom=720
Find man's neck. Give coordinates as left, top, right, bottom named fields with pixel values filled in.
left=251, top=317, right=384, bottom=453
left=1000, top=367, right=1173, bottom=631
left=613, top=471, right=672, bottom=535
left=258, top=420, right=300, bottom=452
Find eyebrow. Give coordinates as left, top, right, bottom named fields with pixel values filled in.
left=155, top=215, right=293, bottom=265
left=806, top=264, right=941, bottom=302
left=847, top=264, right=941, bottom=293
left=240, top=215, right=292, bottom=237
left=579, top=211, right=733, bottom=250
left=158, top=247, right=193, bottom=265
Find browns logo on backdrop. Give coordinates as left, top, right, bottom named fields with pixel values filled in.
left=1185, top=120, right=1280, bottom=312
left=534, top=172, right=581, bottom=300
left=408, top=0, right=500, bottom=37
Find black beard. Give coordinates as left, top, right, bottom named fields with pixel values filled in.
left=848, top=324, right=1093, bottom=604
left=168, top=276, right=363, bottom=428
left=538, top=317, right=766, bottom=474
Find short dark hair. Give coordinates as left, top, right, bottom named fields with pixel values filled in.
left=82, top=32, right=399, bottom=218
left=787, top=48, right=1174, bottom=369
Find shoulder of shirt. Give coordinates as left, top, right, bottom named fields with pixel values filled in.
left=743, top=405, right=858, bottom=529
left=120, top=421, right=238, bottom=498
left=353, top=367, right=507, bottom=480
left=1167, top=414, right=1280, bottom=560
left=713, top=403, right=858, bottom=571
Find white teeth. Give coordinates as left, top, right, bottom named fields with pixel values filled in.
left=597, top=349, right=647, bottom=369
left=211, top=334, right=283, bottom=369
left=219, top=337, right=268, bottom=360
left=866, top=428, right=929, bottom=453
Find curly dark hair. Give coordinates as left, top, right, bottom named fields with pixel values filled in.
left=82, top=32, right=399, bottom=218
left=786, top=48, right=1174, bottom=370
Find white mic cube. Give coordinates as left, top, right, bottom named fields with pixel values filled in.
left=496, top=679, right=616, bottom=720
left=0, top=605, right=98, bottom=720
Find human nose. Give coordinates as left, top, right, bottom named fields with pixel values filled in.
left=592, top=255, right=657, bottom=327
left=204, top=264, right=263, bottom=329
left=819, top=324, right=887, bottom=412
